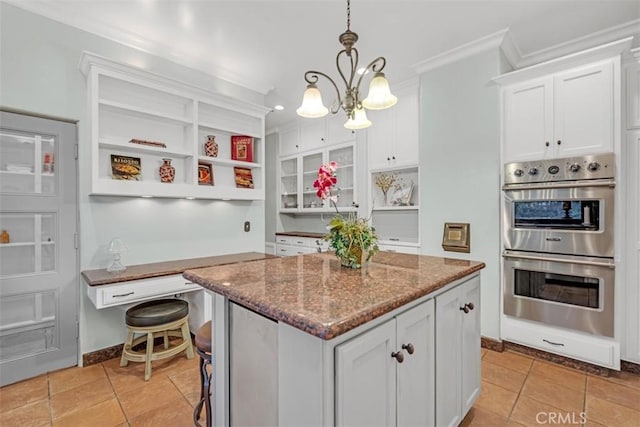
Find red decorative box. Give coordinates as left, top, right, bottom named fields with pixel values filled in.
left=231, top=135, right=254, bottom=163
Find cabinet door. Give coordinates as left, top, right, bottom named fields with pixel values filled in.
left=503, top=79, right=553, bottom=162
left=300, top=120, right=326, bottom=152
left=280, top=127, right=301, bottom=157
left=393, top=85, right=420, bottom=166
left=396, top=300, right=435, bottom=427
left=627, top=62, right=640, bottom=129
left=336, top=319, right=397, bottom=427
left=459, top=277, right=481, bottom=415
left=301, top=150, right=324, bottom=211
left=327, top=115, right=356, bottom=145
left=279, top=156, right=299, bottom=210
left=329, top=144, right=356, bottom=209
left=367, top=108, right=394, bottom=169
left=554, top=61, right=614, bottom=156
left=435, top=286, right=463, bottom=427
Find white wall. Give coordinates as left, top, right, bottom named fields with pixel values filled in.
left=0, top=3, right=266, bottom=355
left=419, top=49, right=503, bottom=340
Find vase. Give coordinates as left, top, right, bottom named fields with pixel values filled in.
left=204, top=135, right=218, bottom=157
left=159, top=158, right=175, bottom=183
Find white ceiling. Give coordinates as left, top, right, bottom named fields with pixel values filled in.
left=8, top=0, right=640, bottom=130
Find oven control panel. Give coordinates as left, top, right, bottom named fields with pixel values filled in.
left=504, top=153, right=614, bottom=184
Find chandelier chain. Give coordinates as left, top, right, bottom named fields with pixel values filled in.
left=346, top=0, right=351, bottom=31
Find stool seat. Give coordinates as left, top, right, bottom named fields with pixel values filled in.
left=126, top=299, right=189, bottom=327
left=195, top=320, right=212, bottom=353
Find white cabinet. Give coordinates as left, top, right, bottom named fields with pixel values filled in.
left=79, top=52, right=269, bottom=200
left=278, top=142, right=357, bottom=213
left=627, top=60, right=640, bottom=129
left=279, top=126, right=301, bottom=157
left=274, top=234, right=327, bottom=256
left=336, top=299, right=435, bottom=427
left=367, top=82, right=419, bottom=170
left=502, top=59, right=616, bottom=162
left=435, top=276, right=481, bottom=427
left=279, top=116, right=356, bottom=157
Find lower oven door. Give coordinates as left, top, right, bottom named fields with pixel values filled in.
left=503, top=250, right=614, bottom=337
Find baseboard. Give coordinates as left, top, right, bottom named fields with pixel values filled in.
left=481, top=336, right=504, bottom=352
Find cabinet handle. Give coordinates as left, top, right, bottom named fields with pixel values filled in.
left=466, top=302, right=474, bottom=311
left=113, top=292, right=134, bottom=298
left=460, top=304, right=469, bottom=314
left=401, top=343, right=415, bottom=355
left=392, top=156, right=396, bottom=160
left=545, top=141, right=550, bottom=147
left=391, top=351, right=404, bottom=363
left=321, top=137, right=325, bottom=142
left=184, top=282, right=194, bottom=286
left=542, top=339, right=565, bottom=347
left=296, top=241, right=304, bottom=244
left=557, top=140, right=561, bottom=145
left=387, top=157, right=391, bottom=161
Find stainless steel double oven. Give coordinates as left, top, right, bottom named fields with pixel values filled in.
left=502, top=153, right=615, bottom=337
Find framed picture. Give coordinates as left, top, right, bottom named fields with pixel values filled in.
left=233, top=167, right=254, bottom=188
left=231, top=135, right=254, bottom=163
left=111, top=154, right=141, bottom=181
left=442, top=222, right=470, bottom=253
left=198, top=162, right=214, bottom=185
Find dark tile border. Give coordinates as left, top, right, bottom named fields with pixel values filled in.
left=621, top=359, right=640, bottom=374
left=503, top=340, right=610, bottom=376
left=481, top=336, right=504, bottom=352
left=82, top=334, right=195, bottom=367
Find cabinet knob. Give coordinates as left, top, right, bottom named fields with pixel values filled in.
left=391, top=351, right=404, bottom=363
left=557, top=140, right=561, bottom=145
left=467, top=302, right=474, bottom=311
left=392, top=156, right=396, bottom=160
left=295, top=144, right=299, bottom=148
left=321, top=137, right=325, bottom=142
left=545, top=141, right=550, bottom=147
left=401, top=343, right=415, bottom=355
left=460, top=305, right=470, bottom=314
left=387, top=157, right=391, bottom=161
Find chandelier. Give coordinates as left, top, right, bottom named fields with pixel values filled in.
left=296, top=0, right=397, bottom=130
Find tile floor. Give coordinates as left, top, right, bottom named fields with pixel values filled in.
left=1, top=347, right=639, bottom=426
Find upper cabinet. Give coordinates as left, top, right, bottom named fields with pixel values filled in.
left=279, top=115, right=356, bottom=157
left=79, top=52, right=269, bottom=200
left=367, top=81, right=420, bottom=170
left=498, top=54, right=622, bottom=162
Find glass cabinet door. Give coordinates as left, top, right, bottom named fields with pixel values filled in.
left=280, top=157, right=298, bottom=210
left=0, top=213, right=57, bottom=277
left=0, top=129, right=56, bottom=195
left=328, top=145, right=355, bottom=209
left=302, top=151, right=324, bottom=211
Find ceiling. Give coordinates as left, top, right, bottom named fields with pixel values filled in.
left=8, top=1, right=640, bottom=130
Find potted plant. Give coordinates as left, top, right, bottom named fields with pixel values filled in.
left=314, top=162, right=378, bottom=268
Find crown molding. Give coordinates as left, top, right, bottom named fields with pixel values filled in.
left=4, top=0, right=274, bottom=95
left=411, top=28, right=512, bottom=74
left=516, top=19, right=640, bottom=68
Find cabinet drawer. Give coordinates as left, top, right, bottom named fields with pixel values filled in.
left=276, top=244, right=318, bottom=257
left=87, top=275, right=201, bottom=309
left=378, top=243, right=419, bottom=255
left=502, top=317, right=620, bottom=369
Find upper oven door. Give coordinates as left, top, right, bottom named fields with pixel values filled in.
left=503, top=179, right=614, bottom=257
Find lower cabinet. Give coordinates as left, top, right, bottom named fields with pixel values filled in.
left=435, top=275, right=481, bottom=427
left=335, top=299, right=435, bottom=427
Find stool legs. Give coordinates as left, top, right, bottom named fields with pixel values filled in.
left=120, top=330, right=134, bottom=367
left=193, top=348, right=212, bottom=427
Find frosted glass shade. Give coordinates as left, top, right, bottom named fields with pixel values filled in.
left=362, top=72, right=397, bottom=110
left=296, top=84, right=329, bottom=118
left=344, top=107, right=372, bottom=130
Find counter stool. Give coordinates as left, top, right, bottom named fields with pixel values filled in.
left=193, top=320, right=212, bottom=427
left=120, top=299, right=194, bottom=381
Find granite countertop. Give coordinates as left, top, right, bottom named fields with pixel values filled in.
left=184, top=252, right=485, bottom=340
left=82, top=252, right=277, bottom=286
left=276, top=231, right=325, bottom=239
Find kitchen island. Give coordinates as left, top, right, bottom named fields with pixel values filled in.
left=184, top=251, right=485, bottom=427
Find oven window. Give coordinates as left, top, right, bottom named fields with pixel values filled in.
left=514, top=269, right=599, bottom=309
left=513, top=200, right=599, bottom=230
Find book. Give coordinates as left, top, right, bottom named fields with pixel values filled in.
left=111, top=155, right=141, bottom=180
left=198, top=162, right=214, bottom=185
left=234, top=167, right=254, bottom=189
left=231, top=135, right=254, bottom=163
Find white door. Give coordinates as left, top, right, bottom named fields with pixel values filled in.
left=460, top=277, right=481, bottom=415
left=435, top=286, right=463, bottom=427
left=335, top=319, right=396, bottom=427
left=554, top=61, right=614, bottom=156
left=0, top=111, right=78, bottom=386
left=396, top=299, right=435, bottom=427
left=503, top=78, right=553, bottom=162
left=392, top=84, right=420, bottom=167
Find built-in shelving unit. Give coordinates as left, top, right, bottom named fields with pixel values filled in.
left=80, top=52, right=270, bottom=200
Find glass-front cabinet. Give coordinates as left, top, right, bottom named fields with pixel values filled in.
left=0, top=213, right=57, bottom=277
left=278, top=142, right=356, bottom=214
left=0, top=129, right=56, bottom=195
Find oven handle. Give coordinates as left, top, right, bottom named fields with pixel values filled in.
left=502, top=179, right=615, bottom=191
left=502, top=252, right=615, bottom=269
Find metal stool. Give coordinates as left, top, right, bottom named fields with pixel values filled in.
left=120, top=299, right=194, bottom=381
left=193, top=320, right=212, bottom=427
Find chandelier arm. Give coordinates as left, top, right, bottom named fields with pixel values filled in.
left=335, top=49, right=356, bottom=90
left=303, top=70, right=343, bottom=114
left=355, top=56, right=387, bottom=92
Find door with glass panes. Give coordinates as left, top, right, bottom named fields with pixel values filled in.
left=0, top=111, right=78, bottom=386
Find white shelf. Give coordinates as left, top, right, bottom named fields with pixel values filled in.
left=198, top=121, right=260, bottom=139
left=99, top=100, right=192, bottom=125
left=372, top=205, right=419, bottom=211
left=100, top=138, right=191, bottom=158
left=0, top=242, right=37, bottom=248
left=0, top=170, right=54, bottom=177
left=198, top=156, right=262, bottom=169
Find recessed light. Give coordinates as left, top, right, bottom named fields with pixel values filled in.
left=141, top=195, right=153, bottom=198
left=274, top=105, right=285, bottom=111
left=186, top=196, right=196, bottom=200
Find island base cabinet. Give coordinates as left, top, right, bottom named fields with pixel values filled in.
left=335, top=299, right=435, bottom=427
left=435, top=275, right=481, bottom=427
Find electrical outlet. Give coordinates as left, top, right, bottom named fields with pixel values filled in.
left=244, top=221, right=250, bottom=232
